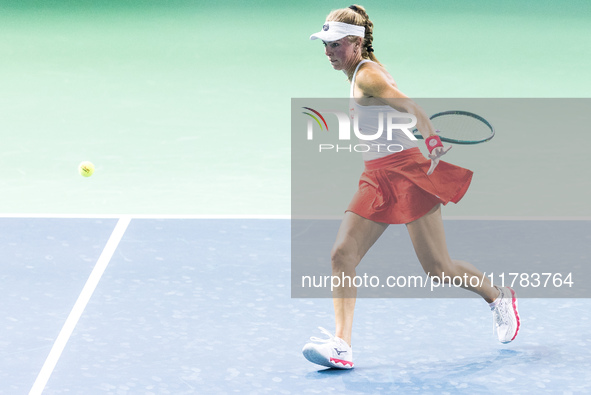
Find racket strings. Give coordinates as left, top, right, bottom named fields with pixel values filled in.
left=432, top=113, right=493, bottom=143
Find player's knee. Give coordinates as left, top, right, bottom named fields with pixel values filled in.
left=423, top=260, right=453, bottom=283
left=330, top=243, right=359, bottom=274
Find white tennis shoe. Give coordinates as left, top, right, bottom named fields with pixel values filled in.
left=491, top=286, right=520, bottom=343
left=302, top=327, right=354, bottom=369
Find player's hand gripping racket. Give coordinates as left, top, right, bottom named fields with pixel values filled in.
left=412, top=111, right=494, bottom=175
left=412, top=110, right=495, bottom=144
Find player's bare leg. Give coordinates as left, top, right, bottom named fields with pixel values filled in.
left=331, top=212, right=389, bottom=345
left=405, top=204, right=498, bottom=301
left=302, top=212, right=388, bottom=369
left=406, top=204, right=520, bottom=342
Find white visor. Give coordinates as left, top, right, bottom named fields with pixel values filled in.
left=309, top=21, right=365, bottom=42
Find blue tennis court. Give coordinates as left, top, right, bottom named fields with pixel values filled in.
left=1, top=0, right=590, bottom=393
left=1, top=217, right=590, bottom=394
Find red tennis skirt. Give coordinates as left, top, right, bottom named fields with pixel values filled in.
left=346, top=147, right=473, bottom=224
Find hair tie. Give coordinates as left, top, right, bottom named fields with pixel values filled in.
left=349, top=5, right=359, bottom=12
left=367, top=46, right=374, bottom=53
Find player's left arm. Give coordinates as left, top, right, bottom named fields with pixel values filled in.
left=354, top=67, right=435, bottom=139
left=355, top=67, right=451, bottom=175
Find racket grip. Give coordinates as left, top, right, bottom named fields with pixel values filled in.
left=425, top=134, right=443, bottom=153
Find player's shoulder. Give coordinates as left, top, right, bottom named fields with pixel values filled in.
left=356, top=60, right=383, bottom=79
left=355, top=61, right=396, bottom=91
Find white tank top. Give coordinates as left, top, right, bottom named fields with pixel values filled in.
left=350, top=59, right=418, bottom=161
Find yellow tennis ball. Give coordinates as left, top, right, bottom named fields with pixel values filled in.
left=78, top=161, right=95, bottom=177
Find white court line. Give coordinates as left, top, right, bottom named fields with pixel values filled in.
left=1, top=213, right=589, bottom=220
left=0, top=213, right=292, bottom=219
left=442, top=216, right=591, bottom=221
left=29, top=216, right=131, bottom=395
left=291, top=215, right=591, bottom=221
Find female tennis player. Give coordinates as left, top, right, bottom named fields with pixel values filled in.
left=302, top=5, right=520, bottom=369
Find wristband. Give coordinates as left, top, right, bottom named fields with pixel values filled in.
left=425, top=134, right=443, bottom=154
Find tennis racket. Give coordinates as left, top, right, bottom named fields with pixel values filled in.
left=412, top=110, right=494, bottom=144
